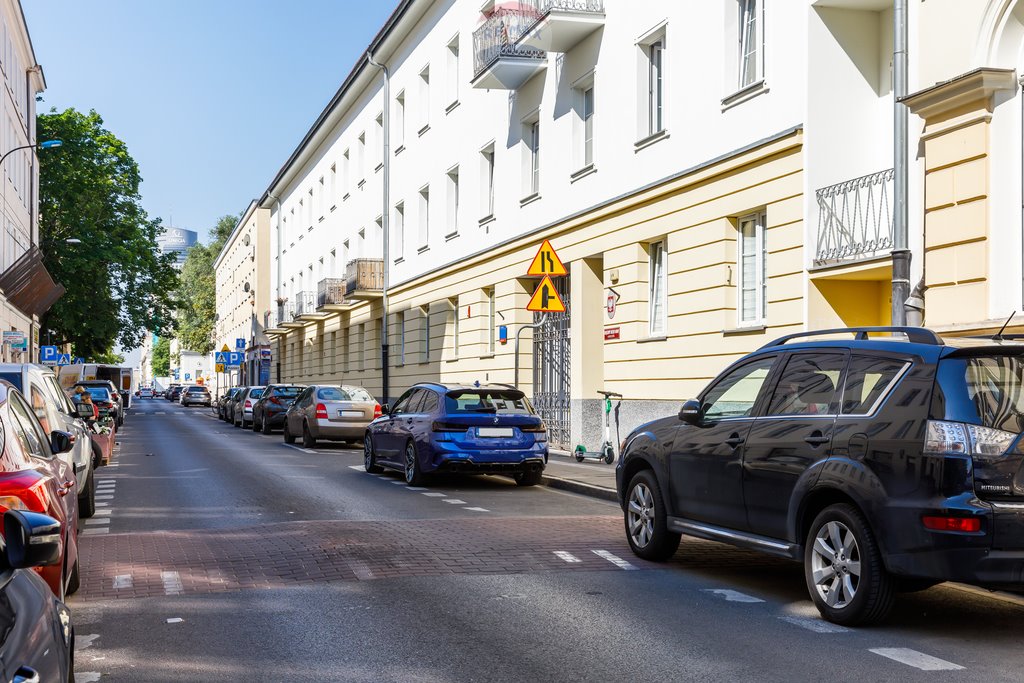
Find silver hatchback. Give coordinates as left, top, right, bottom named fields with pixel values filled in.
left=283, top=385, right=380, bottom=448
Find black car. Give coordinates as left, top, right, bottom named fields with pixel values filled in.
left=167, top=385, right=184, bottom=402
left=252, top=384, right=305, bottom=434
left=617, top=326, right=1024, bottom=626
left=0, top=509, right=76, bottom=682
left=217, top=387, right=241, bottom=420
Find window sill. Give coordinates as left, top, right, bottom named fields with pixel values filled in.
left=343, top=192, right=350, bottom=202
left=375, top=163, right=384, bottom=173
left=637, top=335, right=667, bottom=344
left=393, top=256, right=405, bottom=265
left=418, top=123, right=430, bottom=137
left=721, top=80, right=769, bottom=111
left=417, top=244, right=430, bottom=254
left=479, top=353, right=495, bottom=360
left=318, top=216, right=325, bottom=223
left=519, top=193, right=541, bottom=208
left=723, top=324, right=766, bottom=336
left=445, top=100, right=460, bottom=114
left=478, top=214, right=496, bottom=227
left=444, top=230, right=459, bottom=242
left=634, top=129, right=670, bottom=152
left=329, top=205, right=336, bottom=212
left=307, top=225, right=313, bottom=232
left=570, top=164, right=597, bottom=183
left=357, top=179, right=366, bottom=189
left=394, top=144, right=405, bottom=156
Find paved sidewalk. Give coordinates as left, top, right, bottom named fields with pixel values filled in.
left=541, top=450, right=618, bottom=502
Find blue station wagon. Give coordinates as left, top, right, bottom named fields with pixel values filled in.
left=363, top=383, right=548, bottom=486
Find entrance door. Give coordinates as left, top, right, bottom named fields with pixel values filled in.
left=533, top=277, right=570, bottom=449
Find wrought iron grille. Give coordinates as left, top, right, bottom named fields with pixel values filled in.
left=815, top=168, right=894, bottom=266
left=472, top=6, right=546, bottom=78
left=533, top=277, right=571, bottom=450
left=519, top=0, right=605, bottom=15
left=318, top=277, right=346, bottom=307
left=294, top=291, right=315, bottom=316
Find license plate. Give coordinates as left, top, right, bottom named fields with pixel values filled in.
left=339, top=410, right=363, bottom=418
left=478, top=427, right=513, bottom=438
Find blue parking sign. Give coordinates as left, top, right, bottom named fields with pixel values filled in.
left=40, top=346, right=58, bottom=364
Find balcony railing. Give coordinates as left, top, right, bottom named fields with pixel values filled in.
left=278, top=301, right=295, bottom=324
left=519, top=0, right=605, bottom=17
left=814, top=169, right=894, bottom=266
left=345, top=258, right=384, bottom=297
left=294, top=290, right=316, bottom=317
left=318, top=277, right=346, bottom=307
left=473, top=6, right=546, bottom=78
left=264, top=309, right=279, bottom=330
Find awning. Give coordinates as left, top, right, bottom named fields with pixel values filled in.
left=0, top=246, right=65, bottom=318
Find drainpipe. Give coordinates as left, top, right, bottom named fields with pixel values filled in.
left=904, top=279, right=926, bottom=326
left=513, top=314, right=547, bottom=389
left=366, top=50, right=391, bottom=404
left=891, top=0, right=911, bottom=325
left=267, top=193, right=282, bottom=382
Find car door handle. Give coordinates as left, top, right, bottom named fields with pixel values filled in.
left=804, top=432, right=831, bottom=446
left=724, top=433, right=744, bottom=448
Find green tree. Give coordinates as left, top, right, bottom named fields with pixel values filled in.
left=151, top=337, right=170, bottom=376
left=37, top=108, right=179, bottom=358
left=91, top=350, right=125, bottom=365
left=173, top=214, right=240, bottom=354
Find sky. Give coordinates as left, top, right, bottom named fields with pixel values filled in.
left=24, top=0, right=398, bottom=244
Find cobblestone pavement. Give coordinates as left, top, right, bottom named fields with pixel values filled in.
left=77, top=514, right=798, bottom=601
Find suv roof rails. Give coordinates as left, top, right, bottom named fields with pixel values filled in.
left=760, top=326, right=943, bottom=350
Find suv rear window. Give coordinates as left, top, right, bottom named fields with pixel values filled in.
left=936, top=355, right=1024, bottom=433
left=0, top=372, right=22, bottom=390
left=248, top=389, right=264, bottom=399
left=445, top=390, right=533, bottom=415
left=272, top=386, right=303, bottom=399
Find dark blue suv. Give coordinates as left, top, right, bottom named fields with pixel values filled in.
left=617, top=326, right=1024, bottom=625
left=364, top=383, right=548, bottom=486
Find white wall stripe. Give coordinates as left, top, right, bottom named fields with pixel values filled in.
left=592, top=549, right=637, bottom=570
left=869, top=648, right=964, bottom=671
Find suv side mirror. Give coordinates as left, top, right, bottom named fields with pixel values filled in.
left=50, top=430, right=73, bottom=455
left=4, top=510, right=62, bottom=568
left=381, top=403, right=391, bottom=416
left=678, top=399, right=703, bottom=425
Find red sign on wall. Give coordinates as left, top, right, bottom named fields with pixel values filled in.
left=604, top=327, right=620, bottom=341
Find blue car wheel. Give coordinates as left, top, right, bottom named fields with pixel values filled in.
left=404, top=441, right=424, bottom=486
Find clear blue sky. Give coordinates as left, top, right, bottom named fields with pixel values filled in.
left=25, top=0, right=397, bottom=244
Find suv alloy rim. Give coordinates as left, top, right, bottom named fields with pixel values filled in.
left=811, top=520, right=861, bottom=608
left=627, top=482, right=655, bottom=548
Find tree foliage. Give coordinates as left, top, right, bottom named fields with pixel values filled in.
left=174, top=214, right=240, bottom=354
left=91, top=350, right=125, bottom=365
left=151, top=337, right=170, bottom=376
left=38, top=108, right=179, bottom=359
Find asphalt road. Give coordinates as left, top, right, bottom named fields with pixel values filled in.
left=67, top=399, right=1024, bottom=682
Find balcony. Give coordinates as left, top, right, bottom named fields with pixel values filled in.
left=316, top=277, right=354, bottom=312
left=472, top=6, right=547, bottom=90
left=516, top=0, right=605, bottom=53
left=264, top=309, right=286, bottom=335
left=345, top=258, right=384, bottom=300
left=814, top=169, right=894, bottom=267
left=294, top=290, right=329, bottom=321
left=279, top=301, right=304, bottom=329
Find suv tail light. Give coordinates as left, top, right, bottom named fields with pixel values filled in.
left=269, top=396, right=281, bottom=405
left=373, top=404, right=382, bottom=419
left=0, top=472, right=48, bottom=514
left=922, top=515, right=981, bottom=533
left=315, top=403, right=328, bottom=419
left=924, top=420, right=1017, bottom=458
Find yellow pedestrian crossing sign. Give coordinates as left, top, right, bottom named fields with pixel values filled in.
left=221, top=344, right=230, bottom=353
left=527, top=239, right=567, bottom=277
left=527, top=276, right=566, bottom=313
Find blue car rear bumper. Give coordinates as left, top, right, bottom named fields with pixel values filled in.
left=426, top=440, right=548, bottom=474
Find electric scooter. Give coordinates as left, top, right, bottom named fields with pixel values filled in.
left=574, top=390, right=622, bottom=464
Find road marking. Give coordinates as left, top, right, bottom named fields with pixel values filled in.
left=93, top=508, right=112, bottom=516
left=78, top=633, right=101, bottom=650
left=82, top=528, right=109, bottom=535
left=161, top=571, right=183, bottom=596
left=348, top=465, right=364, bottom=471
left=166, top=617, right=184, bottom=624
left=463, top=506, right=490, bottom=512
left=95, top=495, right=114, bottom=501
left=422, top=492, right=447, bottom=497
left=592, top=549, right=637, bottom=570
left=554, top=551, right=582, bottom=563
left=443, top=499, right=467, bottom=504
left=96, top=480, right=116, bottom=486
left=95, top=502, right=109, bottom=507
left=77, top=673, right=101, bottom=682
left=113, top=574, right=133, bottom=589
left=405, top=486, right=427, bottom=491
left=283, top=444, right=316, bottom=454
left=702, top=589, right=764, bottom=603
left=85, top=518, right=110, bottom=525
left=349, top=559, right=375, bottom=580
left=389, top=481, right=405, bottom=485
left=778, top=616, right=849, bottom=633
left=869, top=648, right=964, bottom=671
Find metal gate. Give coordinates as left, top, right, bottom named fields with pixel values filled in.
left=533, top=277, right=571, bottom=449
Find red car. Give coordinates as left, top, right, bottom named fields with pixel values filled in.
left=0, top=381, right=80, bottom=599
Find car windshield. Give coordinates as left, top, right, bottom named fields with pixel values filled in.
left=273, top=387, right=303, bottom=399
left=85, top=387, right=110, bottom=401
left=0, top=372, right=22, bottom=390
left=318, top=387, right=373, bottom=401
left=445, top=390, right=533, bottom=414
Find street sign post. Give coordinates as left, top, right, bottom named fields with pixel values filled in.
left=235, top=338, right=245, bottom=350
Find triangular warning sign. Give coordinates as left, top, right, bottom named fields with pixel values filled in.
left=221, top=344, right=231, bottom=352
left=527, top=239, right=568, bottom=277
left=527, top=276, right=566, bottom=313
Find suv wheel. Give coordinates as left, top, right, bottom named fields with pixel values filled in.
left=78, top=470, right=96, bottom=518
left=301, top=421, right=317, bottom=449
left=624, top=470, right=680, bottom=561
left=805, top=504, right=894, bottom=626
left=515, top=469, right=543, bottom=486
left=404, top=441, right=424, bottom=486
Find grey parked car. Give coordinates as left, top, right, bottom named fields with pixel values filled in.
left=233, top=386, right=265, bottom=429
left=284, top=384, right=380, bottom=448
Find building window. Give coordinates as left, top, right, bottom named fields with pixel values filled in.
left=422, top=305, right=431, bottom=362
left=582, top=86, right=595, bottom=167
left=418, top=65, right=430, bottom=134
left=446, top=166, right=459, bottom=238
left=450, top=298, right=460, bottom=358
left=394, top=202, right=405, bottom=260
left=738, top=0, right=762, bottom=90
left=649, top=241, right=667, bottom=336
left=317, top=176, right=325, bottom=218
left=637, top=28, right=666, bottom=140
left=418, top=185, right=430, bottom=249
left=487, top=288, right=496, bottom=354
left=480, top=144, right=495, bottom=219
left=374, top=112, right=384, bottom=169
left=446, top=35, right=460, bottom=109
left=738, top=211, right=767, bottom=326
left=329, top=164, right=337, bottom=206
left=399, top=312, right=406, bottom=365
left=522, top=119, right=540, bottom=198
left=356, top=132, right=366, bottom=181
left=395, top=91, right=405, bottom=150
left=342, top=150, right=350, bottom=196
